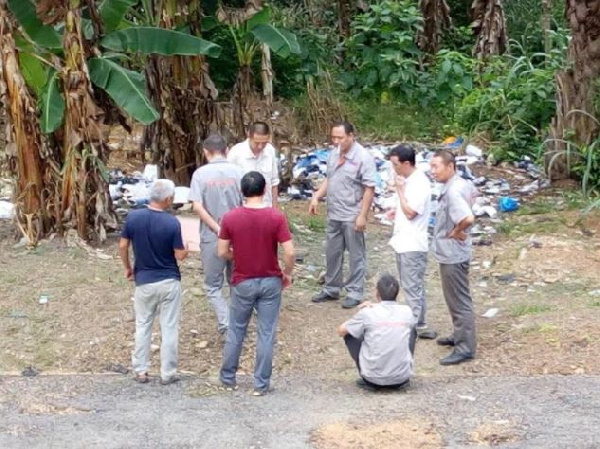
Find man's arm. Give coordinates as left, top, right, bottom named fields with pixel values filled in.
left=355, top=186, right=375, bottom=232
left=395, top=177, right=418, bottom=220
left=308, top=178, right=328, bottom=215
left=448, top=215, right=475, bottom=241
left=217, top=238, right=233, bottom=260
left=271, top=185, right=279, bottom=209
left=174, top=246, right=189, bottom=261
left=280, top=239, right=295, bottom=288
left=118, top=238, right=133, bottom=281
left=192, top=201, right=220, bottom=234
left=338, top=322, right=349, bottom=337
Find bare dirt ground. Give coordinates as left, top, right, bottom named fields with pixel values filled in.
left=1, top=159, right=600, bottom=448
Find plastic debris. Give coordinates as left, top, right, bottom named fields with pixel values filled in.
left=38, top=294, right=49, bottom=305
left=465, top=144, right=483, bottom=157
left=482, top=308, right=499, bottom=318
left=0, top=200, right=15, bottom=219
left=498, top=196, right=520, bottom=212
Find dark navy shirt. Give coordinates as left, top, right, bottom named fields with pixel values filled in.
left=121, top=208, right=184, bottom=286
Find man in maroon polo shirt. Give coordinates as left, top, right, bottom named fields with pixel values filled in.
left=217, top=171, right=295, bottom=396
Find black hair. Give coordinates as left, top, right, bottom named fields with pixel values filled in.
left=202, top=133, right=227, bottom=153
left=377, top=273, right=400, bottom=302
left=433, top=150, right=456, bottom=170
left=248, top=122, right=270, bottom=136
left=241, top=171, right=266, bottom=198
left=331, top=120, right=355, bottom=135
left=389, top=143, right=416, bottom=166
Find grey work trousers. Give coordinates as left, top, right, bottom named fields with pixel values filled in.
left=439, top=262, right=476, bottom=355
left=132, top=278, right=182, bottom=380
left=395, top=251, right=428, bottom=327
left=200, top=239, right=231, bottom=332
left=323, top=219, right=366, bottom=301
left=220, top=277, right=282, bottom=391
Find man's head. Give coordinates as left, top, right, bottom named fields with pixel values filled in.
left=389, top=144, right=416, bottom=178
left=149, top=179, right=176, bottom=208
left=331, top=121, right=355, bottom=153
left=248, top=122, right=271, bottom=154
left=376, top=273, right=400, bottom=302
left=241, top=171, right=266, bottom=199
left=202, top=133, right=227, bottom=160
left=430, top=150, right=456, bottom=183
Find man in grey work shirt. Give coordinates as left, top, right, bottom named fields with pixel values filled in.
left=189, top=134, right=243, bottom=334
left=309, top=121, right=377, bottom=309
left=430, top=150, right=477, bottom=366
left=338, top=274, right=416, bottom=390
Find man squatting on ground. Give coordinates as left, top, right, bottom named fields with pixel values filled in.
left=217, top=171, right=295, bottom=396
left=338, top=273, right=416, bottom=390
left=227, top=122, right=280, bottom=208
left=387, top=144, right=437, bottom=340
left=309, top=121, right=377, bottom=309
left=119, top=179, right=189, bottom=385
left=189, top=134, right=243, bottom=335
left=430, top=150, right=477, bottom=366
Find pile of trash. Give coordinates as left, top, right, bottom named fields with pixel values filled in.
left=0, top=178, right=15, bottom=219
left=109, top=165, right=190, bottom=215
left=284, top=138, right=550, bottom=239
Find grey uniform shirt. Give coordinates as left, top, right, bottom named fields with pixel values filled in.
left=344, top=302, right=415, bottom=385
left=189, top=159, right=244, bottom=243
left=325, top=142, right=377, bottom=222
left=432, top=175, right=477, bottom=264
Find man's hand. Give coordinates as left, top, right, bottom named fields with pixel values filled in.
left=282, top=273, right=292, bottom=289
left=355, top=214, right=367, bottom=232
left=395, top=175, right=406, bottom=193
left=308, top=198, right=319, bottom=215
left=125, top=267, right=133, bottom=281
left=447, top=228, right=467, bottom=241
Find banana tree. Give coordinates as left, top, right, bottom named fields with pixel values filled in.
left=3, top=0, right=220, bottom=242
left=217, top=4, right=301, bottom=138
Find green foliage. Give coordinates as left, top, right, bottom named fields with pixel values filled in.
left=100, top=27, right=222, bottom=57
left=455, top=45, right=565, bottom=160
left=99, top=0, right=138, bottom=33
left=341, top=0, right=423, bottom=100
left=88, top=58, right=159, bottom=125
left=7, top=0, right=61, bottom=49
left=39, top=70, right=65, bottom=134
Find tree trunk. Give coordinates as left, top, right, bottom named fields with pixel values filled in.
left=338, top=0, right=351, bottom=38
left=471, top=0, right=508, bottom=59
left=61, top=1, right=116, bottom=242
left=232, top=64, right=254, bottom=139
left=261, top=43, right=273, bottom=112
left=143, top=0, right=219, bottom=184
left=0, top=0, right=49, bottom=243
left=547, top=0, right=600, bottom=179
left=417, top=0, right=452, bottom=54
left=541, top=0, right=552, bottom=65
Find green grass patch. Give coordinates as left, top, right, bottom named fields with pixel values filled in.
left=307, top=215, right=326, bottom=232
left=510, top=304, right=554, bottom=317
left=590, top=300, right=600, bottom=307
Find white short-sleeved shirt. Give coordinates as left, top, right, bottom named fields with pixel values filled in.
left=388, top=169, right=431, bottom=253
left=344, top=302, right=415, bottom=386
left=227, top=139, right=280, bottom=207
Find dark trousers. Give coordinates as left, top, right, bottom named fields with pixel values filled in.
left=344, top=332, right=416, bottom=388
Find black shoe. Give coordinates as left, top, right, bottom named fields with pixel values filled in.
left=436, top=336, right=455, bottom=346
left=342, top=298, right=361, bottom=309
left=356, top=378, right=378, bottom=391
left=439, top=351, right=474, bottom=366
left=311, top=291, right=339, bottom=303
left=418, top=329, right=438, bottom=340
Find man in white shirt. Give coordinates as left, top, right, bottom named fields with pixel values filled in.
left=388, top=144, right=437, bottom=340
left=338, top=274, right=416, bottom=391
left=227, top=122, right=280, bottom=208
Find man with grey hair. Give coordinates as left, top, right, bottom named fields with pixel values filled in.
left=189, top=134, right=243, bottom=334
left=119, top=179, right=189, bottom=384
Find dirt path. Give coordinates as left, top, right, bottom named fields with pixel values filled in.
left=1, top=373, right=599, bottom=448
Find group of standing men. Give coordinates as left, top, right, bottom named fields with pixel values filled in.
left=118, top=120, right=478, bottom=394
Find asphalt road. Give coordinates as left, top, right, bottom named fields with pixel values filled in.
left=1, top=374, right=599, bottom=448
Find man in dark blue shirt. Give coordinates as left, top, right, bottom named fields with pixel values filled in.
left=119, top=179, right=188, bottom=385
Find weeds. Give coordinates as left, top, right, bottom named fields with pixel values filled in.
left=510, top=304, right=554, bottom=317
